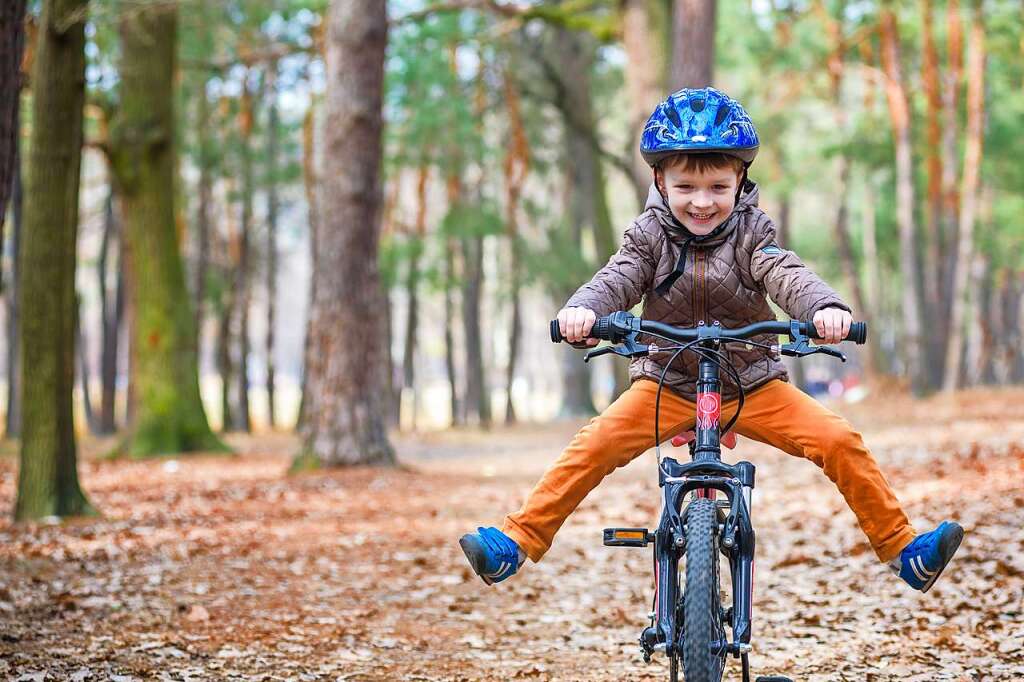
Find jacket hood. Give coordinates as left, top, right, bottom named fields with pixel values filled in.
left=645, top=180, right=761, bottom=246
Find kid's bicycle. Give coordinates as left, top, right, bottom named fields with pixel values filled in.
left=550, top=311, right=867, bottom=682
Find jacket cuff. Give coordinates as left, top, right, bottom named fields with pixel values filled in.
left=806, top=297, right=852, bottom=319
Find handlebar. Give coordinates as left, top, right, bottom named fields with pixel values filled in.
left=550, top=312, right=867, bottom=346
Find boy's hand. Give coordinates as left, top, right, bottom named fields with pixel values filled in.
left=812, top=307, right=853, bottom=345
left=557, top=307, right=600, bottom=346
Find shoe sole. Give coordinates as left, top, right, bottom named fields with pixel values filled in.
left=921, top=522, right=964, bottom=594
left=459, top=535, right=495, bottom=586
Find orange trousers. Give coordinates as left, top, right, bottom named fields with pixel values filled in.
left=503, top=379, right=915, bottom=564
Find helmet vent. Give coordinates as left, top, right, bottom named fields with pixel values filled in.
left=665, top=105, right=682, bottom=128
left=689, top=97, right=706, bottom=112
left=714, top=102, right=730, bottom=126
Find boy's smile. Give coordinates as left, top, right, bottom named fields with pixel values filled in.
left=656, top=164, right=740, bottom=236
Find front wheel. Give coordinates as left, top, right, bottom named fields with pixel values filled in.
left=680, top=497, right=727, bottom=682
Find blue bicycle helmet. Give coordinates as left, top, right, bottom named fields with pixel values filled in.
left=640, top=87, right=759, bottom=168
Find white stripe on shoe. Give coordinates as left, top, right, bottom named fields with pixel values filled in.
left=910, top=555, right=935, bottom=582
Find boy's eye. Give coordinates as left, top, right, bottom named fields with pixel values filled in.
left=713, top=185, right=728, bottom=191
left=676, top=184, right=693, bottom=191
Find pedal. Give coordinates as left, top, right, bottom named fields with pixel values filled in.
left=603, top=528, right=651, bottom=547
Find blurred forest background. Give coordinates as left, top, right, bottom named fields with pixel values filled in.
left=1, top=0, right=1022, bottom=520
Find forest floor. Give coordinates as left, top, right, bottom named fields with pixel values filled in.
left=1, top=388, right=1024, bottom=681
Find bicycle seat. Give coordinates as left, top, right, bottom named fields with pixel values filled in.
left=671, top=430, right=738, bottom=449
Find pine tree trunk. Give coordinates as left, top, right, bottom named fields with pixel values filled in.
left=264, top=63, right=279, bottom=430
left=0, top=0, right=26, bottom=286
left=502, top=72, right=529, bottom=424
left=444, top=235, right=462, bottom=427
left=671, top=0, right=716, bottom=88
left=75, top=295, right=98, bottom=433
left=942, top=1, right=985, bottom=392
left=462, top=232, right=490, bottom=428
left=920, top=0, right=945, bottom=371
left=194, top=81, right=213, bottom=342
left=622, top=0, right=670, bottom=207
left=234, top=77, right=255, bottom=433
left=4, top=119, right=21, bottom=438
left=108, top=4, right=225, bottom=456
left=216, top=291, right=235, bottom=432
left=97, top=189, right=120, bottom=434
left=879, top=6, right=926, bottom=394
left=15, top=0, right=93, bottom=520
left=401, top=166, right=428, bottom=430
left=299, top=0, right=394, bottom=467
left=939, top=0, right=963, bottom=343
left=297, top=105, right=321, bottom=431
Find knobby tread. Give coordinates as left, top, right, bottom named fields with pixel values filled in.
left=681, top=497, right=726, bottom=682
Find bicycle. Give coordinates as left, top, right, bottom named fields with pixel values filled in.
left=550, top=310, right=867, bottom=682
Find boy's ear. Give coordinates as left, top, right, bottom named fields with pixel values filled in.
left=654, top=167, right=665, bottom=195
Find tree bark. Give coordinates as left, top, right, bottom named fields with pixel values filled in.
left=502, top=72, right=529, bottom=424
left=401, top=166, right=428, bottom=430
left=265, top=62, right=279, bottom=430
left=299, top=0, right=394, bottom=467
left=940, top=0, right=963, bottom=325
left=75, top=294, right=98, bottom=433
left=879, top=5, right=926, bottom=394
left=622, top=0, right=670, bottom=206
left=4, top=109, right=21, bottom=438
left=671, top=0, right=716, bottom=88
left=297, top=105, right=321, bottom=431
left=942, top=1, right=984, bottom=392
left=0, top=0, right=26, bottom=291
left=444, top=232, right=462, bottom=426
left=234, top=75, right=255, bottom=433
left=193, top=78, right=213, bottom=343
left=108, top=4, right=225, bottom=456
left=97, top=189, right=121, bottom=434
left=14, top=0, right=93, bottom=519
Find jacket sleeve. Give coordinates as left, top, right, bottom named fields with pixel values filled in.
left=564, top=222, right=658, bottom=316
left=748, top=217, right=851, bottom=320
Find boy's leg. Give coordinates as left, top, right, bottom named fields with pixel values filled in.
left=731, top=380, right=916, bottom=563
left=503, top=379, right=695, bottom=562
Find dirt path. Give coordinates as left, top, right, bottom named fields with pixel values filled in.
left=1, top=389, right=1023, bottom=681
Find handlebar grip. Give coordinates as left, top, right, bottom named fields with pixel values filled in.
left=805, top=321, right=867, bottom=344
left=550, top=319, right=564, bottom=343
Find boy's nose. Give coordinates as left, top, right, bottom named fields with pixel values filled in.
left=691, top=192, right=714, bottom=208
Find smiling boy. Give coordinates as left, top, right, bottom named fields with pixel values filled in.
left=460, top=87, right=963, bottom=593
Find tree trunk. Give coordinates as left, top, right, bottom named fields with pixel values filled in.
left=15, top=0, right=93, bottom=519
left=216, top=288, right=235, bottom=432
left=108, top=4, right=225, bottom=456
left=942, top=1, right=984, bottom=392
left=0, top=0, right=26, bottom=291
left=502, top=72, right=529, bottom=424
left=939, top=0, right=963, bottom=339
left=444, top=234, right=462, bottom=426
left=671, top=0, right=716, bottom=88
left=461, top=230, right=490, bottom=428
left=402, top=166, right=428, bottom=430
left=4, top=111, right=21, bottom=438
left=299, top=0, right=394, bottom=467
left=75, top=294, right=98, bottom=433
left=879, top=5, right=926, bottom=394
left=233, top=75, right=256, bottom=432
left=194, top=79, right=213, bottom=342
left=264, top=62, right=279, bottom=430
left=920, top=0, right=945, bottom=346
left=622, top=0, right=671, bottom=206
left=96, top=189, right=121, bottom=434
left=297, top=105, right=321, bottom=431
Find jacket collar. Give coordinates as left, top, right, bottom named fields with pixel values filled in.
left=645, top=180, right=760, bottom=247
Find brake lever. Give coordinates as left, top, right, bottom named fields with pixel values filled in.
left=584, top=331, right=650, bottom=363
left=778, top=340, right=847, bottom=363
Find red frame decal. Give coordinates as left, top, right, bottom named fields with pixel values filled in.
left=696, top=392, right=721, bottom=430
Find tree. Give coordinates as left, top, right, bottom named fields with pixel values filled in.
left=0, top=0, right=26, bottom=288
left=107, top=3, right=226, bottom=457
left=298, top=0, right=394, bottom=467
left=671, top=0, right=716, bottom=88
left=14, top=0, right=93, bottom=520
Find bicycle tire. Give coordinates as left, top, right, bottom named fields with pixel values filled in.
left=681, top=497, right=727, bottom=682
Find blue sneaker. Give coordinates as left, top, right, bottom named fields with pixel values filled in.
left=894, top=521, right=964, bottom=593
left=459, top=527, right=522, bottom=585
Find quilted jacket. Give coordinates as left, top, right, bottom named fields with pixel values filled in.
left=565, top=182, right=850, bottom=401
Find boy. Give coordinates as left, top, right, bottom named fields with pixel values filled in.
left=460, top=87, right=962, bottom=593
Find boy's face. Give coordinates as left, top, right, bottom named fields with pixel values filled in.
left=656, top=163, right=740, bottom=236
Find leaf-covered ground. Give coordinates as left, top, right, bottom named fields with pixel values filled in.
left=1, top=389, right=1023, bottom=681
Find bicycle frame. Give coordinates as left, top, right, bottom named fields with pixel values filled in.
left=642, top=339, right=757, bottom=662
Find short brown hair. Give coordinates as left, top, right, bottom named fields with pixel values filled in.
left=660, top=152, right=745, bottom=176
